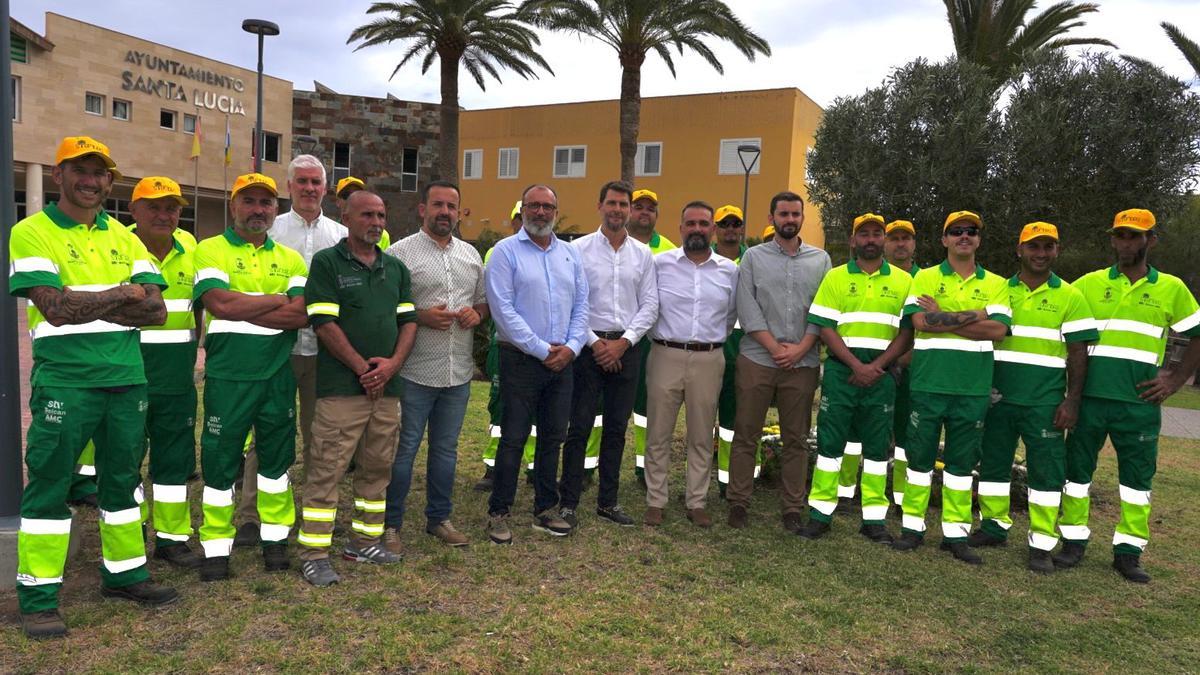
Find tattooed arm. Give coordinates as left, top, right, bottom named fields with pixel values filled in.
left=104, top=285, right=168, bottom=327
left=28, top=284, right=145, bottom=327
left=911, top=307, right=985, bottom=333
left=1054, top=341, right=1088, bottom=430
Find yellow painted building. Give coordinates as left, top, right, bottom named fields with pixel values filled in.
left=457, top=87, right=825, bottom=247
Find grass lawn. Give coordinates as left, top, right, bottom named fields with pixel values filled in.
left=4, top=381, right=1200, bottom=672
left=1166, top=384, right=1200, bottom=411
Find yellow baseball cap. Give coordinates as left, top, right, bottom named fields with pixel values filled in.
left=885, top=219, right=915, bottom=235
left=943, top=210, right=982, bottom=231
left=762, top=224, right=775, bottom=239
left=55, top=136, right=120, bottom=179
left=231, top=172, right=278, bottom=199
left=336, top=176, right=365, bottom=198
left=1111, top=208, right=1156, bottom=232
left=632, top=189, right=658, bottom=204
left=132, top=176, right=188, bottom=206
left=1019, top=221, right=1059, bottom=243
left=510, top=200, right=523, bottom=220
left=852, top=212, right=885, bottom=233
left=714, top=205, right=744, bottom=223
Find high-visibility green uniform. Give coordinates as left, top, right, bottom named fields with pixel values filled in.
left=630, top=232, right=677, bottom=477
left=9, top=203, right=166, bottom=614
left=713, top=244, right=762, bottom=490
left=977, top=274, right=1097, bottom=550
left=135, top=227, right=200, bottom=549
left=1064, top=265, right=1200, bottom=555
left=901, top=261, right=1011, bottom=542
left=888, top=262, right=922, bottom=506
left=193, top=227, right=307, bottom=558
left=807, top=260, right=912, bottom=525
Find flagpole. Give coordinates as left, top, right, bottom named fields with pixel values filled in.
left=193, top=110, right=201, bottom=236
left=223, top=113, right=230, bottom=230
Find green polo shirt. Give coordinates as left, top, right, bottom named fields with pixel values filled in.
left=903, top=260, right=1012, bottom=396
left=8, top=203, right=166, bottom=388
left=193, top=227, right=307, bottom=381
left=713, top=242, right=748, bottom=264
left=133, top=228, right=198, bottom=395
left=305, top=239, right=418, bottom=398
left=1075, top=265, right=1200, bottom=404
left=810, top=259, right=913, bottom=365
left=648, top=231, right=677, bottom=255
left=993, top=273, right=1098, bottom=406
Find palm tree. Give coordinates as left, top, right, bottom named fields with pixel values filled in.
left=522, top=0, right=770, bottom=184
left=943, top=0, right=1114, bottom=83
left=1162, top=22, right=1200, bottom=80
left=348, top=0, right=551, bottom=181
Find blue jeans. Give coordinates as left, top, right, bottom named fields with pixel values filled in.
left=384, top=378, right=471, bottom=529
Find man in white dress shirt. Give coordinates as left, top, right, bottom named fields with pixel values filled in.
left=560, top=181, right=658, bottom=529
left=643, top=201, right=739, bottom=528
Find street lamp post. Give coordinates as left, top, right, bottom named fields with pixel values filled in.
left=737, top=144, right=761, bottom=233
left=242, top=19, right=279, bottom=174
left=2, top=0, right=24, bottom=579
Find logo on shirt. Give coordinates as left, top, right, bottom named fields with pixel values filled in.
left=1137, top=292, right=1161, bottom=309
left=847, top=282, right=859, bottom=296
left=1035, top=298, right=1060, bottom=314
left=1101, top=288, right=1115, bottom=303
left=936, top=283, right=948, bottom=296
left=175, top=270, right=192, bottom=287
left=234, top=258, right=247, bottom=273
left=268, top=262, right=289, bottom=279
left=64, top=242, right=83, bottom=263
left=878, top=284, right=900, bottom=300
left=971, top=288, right=988, bottom=301
left=337, top=273, right=364, bottom=289
left=109, top=248, right=131, bottom=268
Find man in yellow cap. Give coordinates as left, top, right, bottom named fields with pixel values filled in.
left=626, top=188, right=676, bottom=484
left=967, top=222, right=1097, bottom=573
left=762, top=225, right=775, bottom=243
left=192, top=173, right=309, bottom=581
left=9, top=137, right=177, bottom=638
left=882, top=219, right=919, bottom=507
left=127, top=177, right=205, bottom=569
left=893, top=210, right=1010, bottom=564
left=1056, top=209, right=1200, bottom=582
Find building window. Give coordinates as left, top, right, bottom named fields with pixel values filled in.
left=498, top=147, right=519, bottom=179
left=718, top=138, right=762, bottom=175
left=11, top=35, right=28, bottom=63
left=252, top=131, right=281, bottom=163
left=11, top=76, right=19, bottom=123
left=160, top=109, right=177, bottom=130
left=112, top=99, right=131, bottom=122
left=401, top=147, right=418, bottom=192
left=463, top=149, right=483, bottom=180
left=15, top=190, right=25, bottom=220
left=183, top=113, right=197, bottom=134
left=333, top=142, right=351, bottom=185
left=553, top=145, right=587, bottom=178
left=85, top=92, right=105, bottom=116
left=105, top=197, right=132, bottom=225
left=635, top=142, right=662, bottom=177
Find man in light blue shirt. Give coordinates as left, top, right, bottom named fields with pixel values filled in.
left=483, top=184, right=590, bottom=543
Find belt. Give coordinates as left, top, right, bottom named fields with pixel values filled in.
left=593, top=330, right=624, bottom=340
left=653, top=339, right=723, bottom=352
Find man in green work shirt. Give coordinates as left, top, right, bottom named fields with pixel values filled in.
left=192, top=173, right=308, bottom=581
left=882, top=219, right=920, bottom=508
left=128, top=176, right=204, bottom=569
left=800, top=213, right=913, bottom=542
left=712, top=204, right=753, bottom=496
left=1056, top=208, right=1200, bottom=582
left=626, top=188, right=675, bottom=483
left=893, top=210, right=1010, bottom=564
left=967, top=222, right=1097, bottom=573
left=9, top=136, right=177, bottom=639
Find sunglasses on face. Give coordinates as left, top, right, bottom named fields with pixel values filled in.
left=716, top=220, right=743, bottom=229
left=946, top=227, right=980, bottom=237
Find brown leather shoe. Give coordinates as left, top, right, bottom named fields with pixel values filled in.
left=426, top=520, right=469, bottom=547
left=643, top=507, right=664, bottom=527
left=382, top=527, right=402, bottom=555
left=687, top=508, right=713, bottom=528
left=781, top=511, right=803, bottom=534
left=727, top=504, right=748, bottom=529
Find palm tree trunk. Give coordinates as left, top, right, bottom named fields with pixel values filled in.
left=618, top=64, right=641, bottom=185
left=438, top=52, right=460, bottom=182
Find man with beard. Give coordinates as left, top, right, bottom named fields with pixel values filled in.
left=892, top=211, right=1010, bottom=564
left=965, top=222, right=1096, bottom=573
left=800, top=213, right=913, bottom=542
left=10, top=137, right=175, bottom=638
left=625, top=189, right=675, bottom=485
left=560, top=181, right=658, bottom=529
left=711, top=205, right=754, bottom=498
left=335, top=176, right=391, bottom=249
left=882, top=219, right=920, bottom=507
left=1056, top=209, right=1200, bottom=582
left=484, top=185, right=589, bottom=543
left=192, top=173, right=309, bottom=581
left=384, top=181, right=487, bottom=551
left=297, top=190, right=418, bottom=585
left=643, top=201, right=738, bottom=528
left=725, top=193, right=829, bottom=533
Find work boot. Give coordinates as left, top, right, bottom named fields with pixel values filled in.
left=1028, top=549, right=1055, bottom=574
left=940, top=540, right=983, bottom=565
left=891, top=531, right=923, bottom=551
left=301, top=558, right=340, bottom=587
left=100, top=580, right=180, bottom=607
left=20, top=610, right=68, bottom=639
left=781, top=512, right=804, bottom=534
left=796, top=518, right=830, bottom=540
left=1112, top=554, right=1151, bottom=583
left=487, top=513, right=513, bottom=545
left=233, top=522, right=259, bottom=548
left=727, top=504, right=748, bottom=529
left=967, top=529, right=1007, bottom=548
left=153, top=543, right=202, bottom=569
left=473, top=467, right=494, bottom=492
left=262, top=543, right=290, bottom=572
left=199, top=556, right=230, bottom=582
left=859, top=523, right=894, bottom=545
left=1052, top=541, right=1087, bottom=569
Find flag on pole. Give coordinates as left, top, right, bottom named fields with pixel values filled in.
left=190, top=115, right=202, bottom=159
left=224, top=115, right=232, bottom=166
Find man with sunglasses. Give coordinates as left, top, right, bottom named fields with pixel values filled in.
left=893, top=211, right=1010, bottom=564
left=1056, top=209, right=1200, bottom=582
left=711, top=205, right=755, bottom=498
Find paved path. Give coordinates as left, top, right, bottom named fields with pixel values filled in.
left=1161, top=405, right=1200, bottom=440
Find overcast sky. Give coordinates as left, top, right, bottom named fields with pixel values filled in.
left=16, top=1, right=1200, bottom=109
